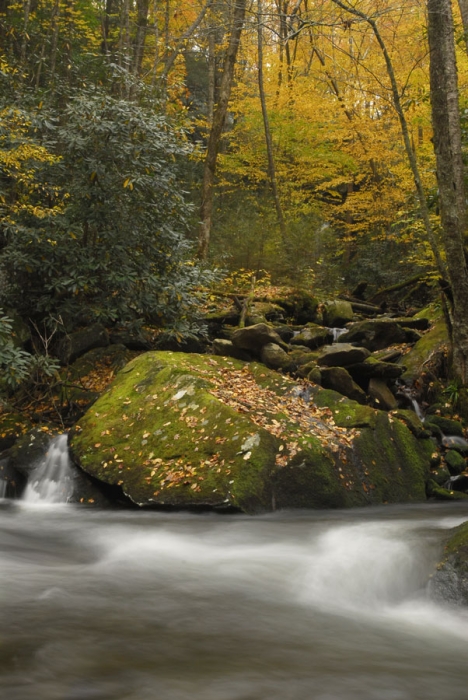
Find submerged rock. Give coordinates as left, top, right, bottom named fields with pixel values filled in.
left=70, top=352, right=432, bottom=513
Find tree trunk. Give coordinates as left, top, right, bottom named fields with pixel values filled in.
left=428, top=0, right=468, bottom=384
left=133, top=0, right=150, bottom=76
left=328, top=0, right=447, bottom=279
left=197, top=0, right=247, bottom=259
left=257, top=0, right=287, bottom=243
left=457, top=0, right=468, bottom=53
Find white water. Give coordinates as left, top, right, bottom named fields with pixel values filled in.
left=1, top=503, right=468, bottom=699
left=22, top=434, right=74, bottom=504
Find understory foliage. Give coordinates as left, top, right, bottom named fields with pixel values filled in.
left=0, top=82, right=204, bottom=332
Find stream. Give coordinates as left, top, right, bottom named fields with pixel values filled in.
left=1, top=499, right=468, bottom=699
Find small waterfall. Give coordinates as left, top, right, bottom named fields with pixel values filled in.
left=22, top=434, right=74, bottom=504
left=396, top=382, right=425, bottom=421
left=329, top=327, right=348, bottom=342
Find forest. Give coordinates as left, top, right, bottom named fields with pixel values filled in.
left=3, top=4, right=468, bottom=696
left=1, top=0, right=468, bottom=383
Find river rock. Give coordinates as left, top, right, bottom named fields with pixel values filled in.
left=212, top=339, right=252, bottom=362
left=58, top=324, right=109, bottom=365
left=444, top=450, right=466, bottom=476
left=368, top=378, right=397, bottom=411
left=272, top=291, right=319, bottom=324
left=429, top=522, right=468, bottom=605
left=70, top=352, right=432, bottom=513
left=399, top=317, right=448, bottom=385
left=317, top=344, right=370, bottom=367
left=260, top=343, right=292, bottom=370
left=231, top=324, right=286, bottom=354
left=338, top=320, right=407, bottom=351
left=347, top=357, right=405, bottom=382
left=290, top=324, right=333, bottom=350
left=320, top=367, right=367, bottom=404
left=425, top=416, right=464, bottom=438
left=323, top=300, right=354, bottom=327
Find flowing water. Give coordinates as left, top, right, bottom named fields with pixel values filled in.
left=22, top=434, right=74, bottom=504
left=1, top=500, right=468, bottom=700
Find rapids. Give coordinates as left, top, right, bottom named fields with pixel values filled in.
left=1, top=502, right=468, bottom=699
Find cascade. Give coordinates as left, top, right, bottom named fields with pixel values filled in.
left=22, top=433, right=74, bottom=504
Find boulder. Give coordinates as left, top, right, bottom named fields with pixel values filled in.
left=320, top=367, right=367, bottom=404
left=212, top=339, right=252, bottom=362
left=290, top=324, right=333, bottom=350
left=70, top=352, right=432, bottom=513
left=109, top=330, right=152, bottom=351
left=445, top=450, right=466, bottom=476
left=390, top=409, right=427, bottom=438
left=442, top=436, right=468, bottom=455
left=317, top=344, right=370, bottom=367
left=156, top=332, right=207, bottom=354
left=272, top=291, right=319, bottom=324
left=249, top=302, right=284, bottom=322
left=338, top=320, right=407, bottom=351
left=399, top=318, right=448, bottom=385
left=260, top=343, right=292, bottom=370
left=323, top=300, right=354, bottom=328
left=425, top=415, right=464, bottom=437
left=368, top=378, right=397, bottom=411
left=391, top=317, right=430, bottom=331
left=347, top=357, right=405, bottom=382
left=429, top=522, right=468, bottom=605
left=231, top=323, right=286, bottom=355
left=58, top=324, right=109, bottom=365
left=0, top=455, right=26, bottom=498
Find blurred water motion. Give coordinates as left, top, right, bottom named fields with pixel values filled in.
left=1, top=503, right=468, bottom=700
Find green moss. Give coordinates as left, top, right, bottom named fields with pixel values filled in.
left=391, top=409, right=426, bottom=437
left=70, top=351, right=435, bottom=513
left=308, top=387, right=378, bottom=428
left=426, top=479, right=468, bottom=501
left=351, top=413, right=430, bottom=504
left=400, top=319, right=448, bottom=384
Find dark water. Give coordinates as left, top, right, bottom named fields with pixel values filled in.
left=1, top=502, right=468, bottom=700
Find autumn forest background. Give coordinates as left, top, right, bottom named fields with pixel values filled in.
left=1, top=0, right=468, bottom=391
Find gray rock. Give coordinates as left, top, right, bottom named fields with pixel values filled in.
left=58, top=324, right=109, bottom=365
left=260, top=343, right=291, bottom=370
left=231, top=323, right=286, bottom=354
left=212, top=339, right=252, bottom=362
left=323, top=300, right=354, bottom=327
left=445, top=450, right=466, bottom=476
left=290, top=324, right=333, bottom=350
left=320, top=367, right=367, bottom=404
left=368, top=378, right=397, bottom=411
left=348, top=358, right=405, bottom=381
left=317, top=344, right=371, bottom=367
left=339, top=320, right=407, bottom=351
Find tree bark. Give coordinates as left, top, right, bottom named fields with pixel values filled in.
left=257, top=0, right=287, bottom=243
left=457, top=0, right=468, bottom=53
left=197, top=0, right=247, bottom=259
left=428, top=0, right=468, bottom=384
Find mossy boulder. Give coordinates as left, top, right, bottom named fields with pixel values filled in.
left=290, top=324, right=333, bottom=350
left=425, top=415, right=464, bottom=438
left=339, top=320, right=407, bottom=351
left=70, top=352, right=432, bottom=513
left=272, top=291, right=319, bottom=324
left=429, top=521, right=468, bottom=605
left=323, top=300, right=354, bottom=328
left=445, top=450, right=466, bottom=476
left=399, top=318, right=448, bottom=385
left=320, top=367, right=367, bottom=404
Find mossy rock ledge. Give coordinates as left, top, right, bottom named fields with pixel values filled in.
left=69, top=352, right=432, bottom=514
